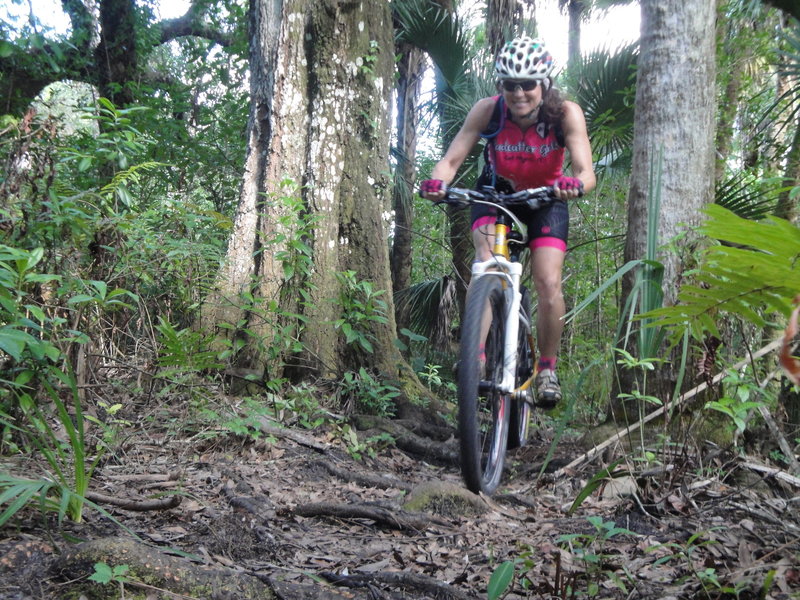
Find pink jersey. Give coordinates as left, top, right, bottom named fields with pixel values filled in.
left=485, top=96, right=565, bottom=191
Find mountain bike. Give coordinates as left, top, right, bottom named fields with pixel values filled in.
left=433, top=185, right=558, bottom=495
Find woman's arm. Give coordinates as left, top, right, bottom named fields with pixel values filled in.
left=423, top=97, right=495, bottom=199
left=560, top=100, right=596, bottom=197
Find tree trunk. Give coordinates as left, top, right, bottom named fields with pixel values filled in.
left=616, top=0, right=716, bottom=415
left=487, top=0, right=519, bottom=55
left=95, top=0, right=139, bottom=106
left=391, top=43, right=424, bottom=336
left=567, top=0, right=585, bottom=72
left=202, top=1, right=401, bottom=381
left=775, top=115, right=800, bottom=223
left=714, top=9, right=754, bottom=181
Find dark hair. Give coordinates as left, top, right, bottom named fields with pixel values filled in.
left=540, top=80, right=565, bottom=128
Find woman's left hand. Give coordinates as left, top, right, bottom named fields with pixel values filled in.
left=553, top=176, right=584, bottom=200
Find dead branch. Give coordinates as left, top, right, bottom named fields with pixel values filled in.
left=279, top=501, right=450, bottom=531
left=85, top=491, right=182, bottom=512
left=320, top=570, right=480, bottom=600
left=257, top=416, right=331, bottom=452
left=555, top=339, right=782, bottom=477
left=739, top=459, right=800, bottom=489
left=104, top=470, right=182, bottom=482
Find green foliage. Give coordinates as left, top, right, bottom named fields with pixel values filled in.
left=557, top=516, right=637, bottom=597
left=0, top=245, right=65, bottom=364
left=0, top=366, right=99, bottom=524
left=89, top=562, right=130, bottom=585
left=417, top=362, right=456, bottom=395
left=155, top=317, right=225, bottom=373
left=567, top=459, right=627, bottom=515
left=569, top=42, right=638, bottom=171
left=270, top=180, right=319, bottom=285
left=487, top=560, right=515, bottom=600
left=337, top=368, right=400, bottom=417
left=715, top=172, right=780, bottom=220
left=704, top=369, right=768, bottom=434
left=336, top=424, right=395, bottom=461
left=332, top=270, right=389, bottom=354
left=648, top=530, right=749, bottom=597
left=646, top=204, right=800, bottom=340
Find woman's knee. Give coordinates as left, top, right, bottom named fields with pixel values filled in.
left=533, top=273, right=563, bottom=299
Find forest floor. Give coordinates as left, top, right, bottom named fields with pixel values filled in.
left=1, top=387, right=800, bottom=600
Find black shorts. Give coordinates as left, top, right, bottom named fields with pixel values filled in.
left=471, top=199, right=569, bottom=252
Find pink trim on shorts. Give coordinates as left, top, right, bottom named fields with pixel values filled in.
left=530, top=237, right=566, bottom=252
left=471, top=216, right=496, bottom=231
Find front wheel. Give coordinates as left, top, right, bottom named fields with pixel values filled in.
left=509, top=286, right=534, bottom=449
left=457, top=275, right=510, bottom=495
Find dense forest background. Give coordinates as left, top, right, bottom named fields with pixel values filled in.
left=2, top=0, right=800, bottom=598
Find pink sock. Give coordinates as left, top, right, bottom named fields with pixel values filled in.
left=538, top=357, right=557, bottom=371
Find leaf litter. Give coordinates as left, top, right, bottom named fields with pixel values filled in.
left=0, top=400, right=798, bottom=600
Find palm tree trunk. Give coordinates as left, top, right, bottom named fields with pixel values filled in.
left=391, top=44, right=424, bottom=334
left=616, top=0, right=716, bottom=418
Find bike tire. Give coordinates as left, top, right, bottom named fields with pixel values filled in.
left=457, top=275, right=510, bottom=495
left=508, top=286, right=534, bottom=449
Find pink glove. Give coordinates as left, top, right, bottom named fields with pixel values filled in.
left=554, top=176, right=584, bottom=194
left=420, top=179, right=445, bottom=196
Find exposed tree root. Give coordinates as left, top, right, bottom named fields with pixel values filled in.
left=313, top=459, right=413, bottom=492
left=53, top=537, right=275, bottom=599
left=320, top=570, right=480, bottom=600
left=351, top=415, right=458, bottom=464
left=279, top=501, right=451, bottom=531
left=52, top=537, right=366, bottom=600
left=85, top=491, right=182, bottom=512
left=257, top=416, right=332, bottom=452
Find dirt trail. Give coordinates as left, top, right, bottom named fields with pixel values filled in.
left=1, top=403, right=799, bottom=599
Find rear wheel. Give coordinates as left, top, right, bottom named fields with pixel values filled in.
left=509, top=286, right=534, bottom=449
left=457, top=275, right=510, bottom=495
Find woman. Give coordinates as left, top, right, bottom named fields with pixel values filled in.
left=420, top=36, right=596, bottom=407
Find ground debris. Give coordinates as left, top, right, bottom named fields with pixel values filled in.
left=3, top=401, right=800, bottom=600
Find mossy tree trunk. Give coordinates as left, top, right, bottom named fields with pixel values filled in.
left=202, top=1, right=403, bottom=381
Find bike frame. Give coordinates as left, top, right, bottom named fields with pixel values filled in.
left=470, top=204, right=532, bottom=397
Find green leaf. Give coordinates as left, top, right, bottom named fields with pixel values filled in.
left=0, top=327, right=37, bottom=360
left=568, top=459, right=626, bottom=515
left=67, top=294, right=97, bottom=305
left=487, top=561, right=515, bottom=600
left=88, top=562, right=114, bottom=584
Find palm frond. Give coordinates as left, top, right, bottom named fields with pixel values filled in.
left=394, top=275, right=456, bottom=350
left=571, top=42, right=638, bottom=171
left=646, top=204, right=800, bottom=340
left=715, top=171, right=780, bottom=219
left=393, top=0, right=474, bottom=91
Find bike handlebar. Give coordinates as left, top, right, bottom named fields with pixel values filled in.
left=431, top=185, right=562, bottom=212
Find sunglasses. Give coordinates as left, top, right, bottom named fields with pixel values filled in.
left=500, top=80, right=539, bottom=92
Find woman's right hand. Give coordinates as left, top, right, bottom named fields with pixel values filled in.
left=420, top=179, right=446, bottom=200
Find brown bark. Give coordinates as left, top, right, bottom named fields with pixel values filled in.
left=202, top=1, right=404, bottom=382
left=617, top=0, right=716, bottom=415
left=53, top=537, right=276, bottom=598
left=391, top=44, right=424, bottom=335
left=487, top=0, right=519, bottom=55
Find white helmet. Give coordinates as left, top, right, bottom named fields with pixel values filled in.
left=495, top=37, right=554, bottom=81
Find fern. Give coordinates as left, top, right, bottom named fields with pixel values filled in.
left=645, top=204, right=800, bottom=340
left=100, top=161, right=167, bottom=207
